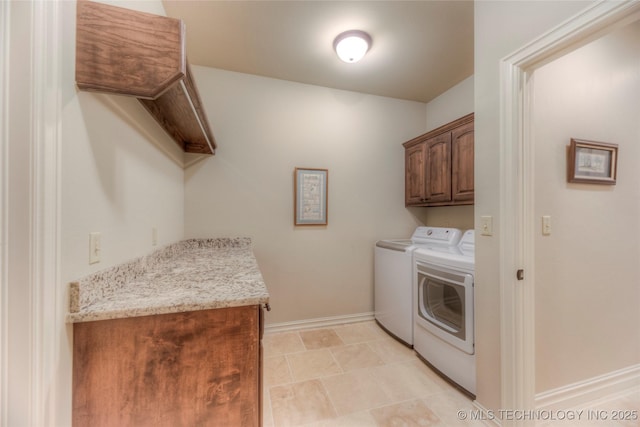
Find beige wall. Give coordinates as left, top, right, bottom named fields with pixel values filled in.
left=184, top=67, right=427, bottom=325
left=474, top=0, right=593, bottom=412
left=533, top=20, right=640, bottom=393
left=426, top=74, right=474, bottom=131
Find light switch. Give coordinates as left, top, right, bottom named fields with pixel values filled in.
left=89, top=232, right=101, bottom=264
left=542, top=215, right=551, bottom=236
left=480, top=216, right=493, bottom=236
left=152, top=227, right=158, bottom=246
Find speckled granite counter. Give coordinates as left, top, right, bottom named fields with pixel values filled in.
left=67, top=238, right=269, bottom=323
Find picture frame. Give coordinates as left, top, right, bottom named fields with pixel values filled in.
left=568, top=138, right=618, bottom=185
left=294, top=168, right=328, bottom=226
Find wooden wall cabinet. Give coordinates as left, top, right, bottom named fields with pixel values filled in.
left=403, top=113, right=474, bottom=207
left=405, top=143, right=427, bottom=205
left=73, top=305, right=263, bottom=427
left=75, top=0, right=216, bottom=155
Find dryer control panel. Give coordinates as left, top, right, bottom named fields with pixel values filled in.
left=412, top=227, right=462, bottom=246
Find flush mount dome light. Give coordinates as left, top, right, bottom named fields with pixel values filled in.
left=333, top=30, right=372, bottom=63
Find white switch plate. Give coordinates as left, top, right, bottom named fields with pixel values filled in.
left=480, top=216, right=493, bottom=236
left=542, top=215, right=551, bottom=236
left=152, top=227, right=158, bottom=246
left=89, top=232, right=101, bottom=264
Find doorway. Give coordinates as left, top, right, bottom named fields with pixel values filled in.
left=532, top=19, right=640, bottom=406
left=500, top=0, right=640, bottom=418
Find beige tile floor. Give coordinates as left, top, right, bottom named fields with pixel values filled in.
left=262, top=321, right=481, bottom=426
left=262, top=320, right=640, bottom=427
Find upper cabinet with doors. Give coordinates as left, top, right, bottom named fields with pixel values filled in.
left=403, top=113, right=474, bottom=207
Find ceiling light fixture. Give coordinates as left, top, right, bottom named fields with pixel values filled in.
left=333, top=30, right=372, bottom=63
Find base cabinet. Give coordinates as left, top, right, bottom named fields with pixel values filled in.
left=404, top=113, right=474, bottom=207
left=73, top=305, right=262, bottom=427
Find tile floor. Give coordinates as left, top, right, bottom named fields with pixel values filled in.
left=262, top=321, right=481, bottom=426
left=262, top=321, right=640, bottom=427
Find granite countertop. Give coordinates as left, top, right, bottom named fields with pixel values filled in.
left=67, top=238, right=270, bottom=323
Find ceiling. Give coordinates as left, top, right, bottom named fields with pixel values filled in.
left=162, top=1, right=474, bottom=104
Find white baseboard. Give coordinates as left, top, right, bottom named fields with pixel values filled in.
left=465, top=365, right=640, bottom=427
left=535, top=364, right=640, bottom=411
left=471, top=400, right=502, bottom=427
left=264, top=312, right=375, bottom=333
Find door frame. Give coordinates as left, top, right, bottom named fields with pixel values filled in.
left=499, top=1, right=640, bottom=423
left=0, top=1, right=9, bottom=421
left=1, top=0, right=62, bottom=425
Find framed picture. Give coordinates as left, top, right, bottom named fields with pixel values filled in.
left=568, top=138, right=618, bottom=185
left=294, top=168, right=328, bottom=226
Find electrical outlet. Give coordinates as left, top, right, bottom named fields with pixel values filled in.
left=542, top=215, right=551, bottom=236
left=89, top=232, right=101, bottom=264
left=480, top=216, right=493, bottom=236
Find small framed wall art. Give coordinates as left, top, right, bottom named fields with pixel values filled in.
left=294, top=168, right=328, bottom=226
left=568, top=138, right=618, bottom=185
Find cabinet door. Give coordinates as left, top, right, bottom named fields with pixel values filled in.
left=425, top=133, right=452, bottom=203
left=405, top=143, right=427, bottom=205
left=73, top=306, right=260, bottom=427
left=451, top=121, right=474, bottom=203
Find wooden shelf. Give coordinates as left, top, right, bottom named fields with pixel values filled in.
left=75, top=0, right=216, bottom=155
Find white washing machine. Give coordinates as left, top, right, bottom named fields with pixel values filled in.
left=374, top=227, right=462, bottom=347
left=413, top=229, right=475, bottom=397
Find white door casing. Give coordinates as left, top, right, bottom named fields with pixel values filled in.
left=1, top=0, right=62, bottom=426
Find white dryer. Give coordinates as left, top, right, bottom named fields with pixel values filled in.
left=413, top=229, right=475, bottom=397
left=374, top=227, right=462, bottom=347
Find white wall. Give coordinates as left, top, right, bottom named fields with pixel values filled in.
left=6, top=2, right=36, bottom=423
left=533, top=20, right=640, bottom=393
left=184, top=67, right=426, bottom=325
left=412, top=75, right=475, bottom=230
left=474, top=0, right=593, bottom=412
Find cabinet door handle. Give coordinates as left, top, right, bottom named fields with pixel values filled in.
left=264, top=303, right=271, bottom=311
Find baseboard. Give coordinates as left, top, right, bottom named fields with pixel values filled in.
left=471, top=400, right=502, bottom=427
left=264, top=312, right=375, bottom=333
left=535, top=364, right=640, bottom=411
